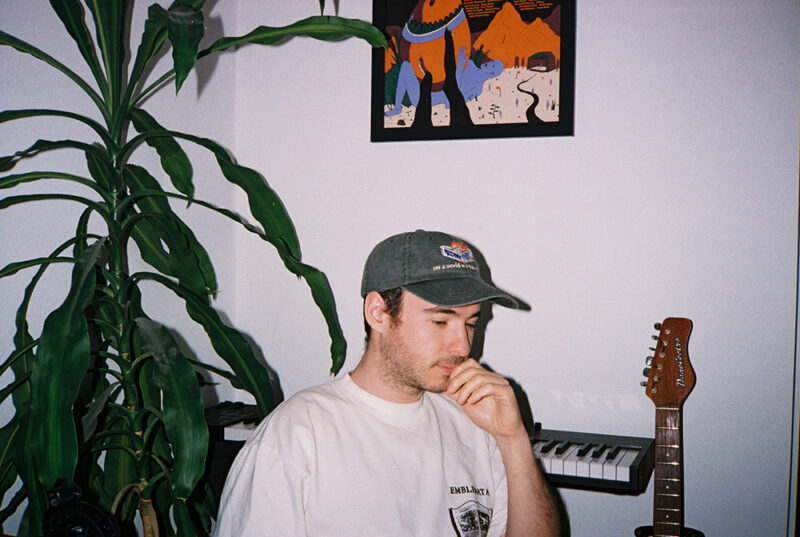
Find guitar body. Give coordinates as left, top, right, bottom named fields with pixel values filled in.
left=635, top=319, right=704, bottom=537
left=634, top=525, right=705, bottom=537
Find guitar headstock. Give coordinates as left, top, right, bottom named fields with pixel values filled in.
left=642, top=317, right=695, bottom=407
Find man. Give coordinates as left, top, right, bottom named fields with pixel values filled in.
left=214, top=230, right=560, bottom=536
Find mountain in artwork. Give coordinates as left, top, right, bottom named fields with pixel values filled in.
left=472, top=1, right=561, bottom=69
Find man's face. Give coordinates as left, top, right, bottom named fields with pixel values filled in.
left=378, top=291, right=481, bottom=397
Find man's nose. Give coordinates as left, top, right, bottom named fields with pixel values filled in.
left=448, top=325, right=472, bottom=357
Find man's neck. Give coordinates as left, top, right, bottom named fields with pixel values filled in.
left=349, top=351, right=424, bottom=404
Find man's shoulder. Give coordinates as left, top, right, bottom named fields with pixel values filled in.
left=267, top=376, right=350, bottom=419
left=242, top=377, right=351, bottom=447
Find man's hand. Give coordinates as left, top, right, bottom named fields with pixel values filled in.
left=444, top=358, right=527, bottom=444
left=446, top=358, right=561, bottom=537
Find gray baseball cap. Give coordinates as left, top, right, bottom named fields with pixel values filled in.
left=360, top=230, right=519, bottom=309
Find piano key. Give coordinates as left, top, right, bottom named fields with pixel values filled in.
left=574, top=444, right=595, bottom=477
left=533, top=440, right=553, bottom=472
left=540, top=439, right=560, bottom=454
left=555, top=441, right=574, bottom=455
left=590, top=446, right=609, bottom=479
left=614, top=449, right=640, bottom=482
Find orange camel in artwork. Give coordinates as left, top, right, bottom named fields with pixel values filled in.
left=403, top=0, right=472, bottom=85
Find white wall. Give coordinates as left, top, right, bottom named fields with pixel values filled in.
left=1, top=1, right=798, bottom=536
left=230, top=1, right=799, bottom=536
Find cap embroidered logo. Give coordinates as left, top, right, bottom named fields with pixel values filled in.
left=440, top=242, right=474, bottom=263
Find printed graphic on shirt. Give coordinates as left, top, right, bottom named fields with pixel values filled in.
left=449, top=500, right=492, bottom=537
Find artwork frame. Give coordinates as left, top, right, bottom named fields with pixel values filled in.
left=370, top=0, right=575, bottom=142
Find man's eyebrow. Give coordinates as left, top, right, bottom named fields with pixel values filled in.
left=423, top=307, right=481, bottom=319
left=423, top=306, right=458, bottom=314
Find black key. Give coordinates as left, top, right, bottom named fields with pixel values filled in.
left=541, top=439, right=560, bottom=453
left=591, top=444, right=608, bottom=458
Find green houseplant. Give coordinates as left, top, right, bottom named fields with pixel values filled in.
left=0, top=1, right=385, bottom=535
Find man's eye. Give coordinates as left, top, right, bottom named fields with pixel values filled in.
left=466, top=324, right=476, bottom=331
left=432, top=320, right=447, bottom=326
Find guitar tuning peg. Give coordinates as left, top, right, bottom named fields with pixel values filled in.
left=651, top=335, right=659, bottom=341
left=642, top=367, right=651, bottom=377
left=654, top=322, right=662, bottom=330
left=645, top=356, right=653, bottom=366
left=649, top=347, right=656, bottom=352
left=640, top=380, right=648, bottom=387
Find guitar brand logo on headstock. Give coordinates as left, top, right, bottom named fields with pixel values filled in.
left=674, top=337, right=686, bottom=388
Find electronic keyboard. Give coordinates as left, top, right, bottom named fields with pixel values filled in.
left=532, top=429, right=655, bottom=494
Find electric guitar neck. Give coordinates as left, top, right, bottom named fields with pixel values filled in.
left=634, top=318, right=704, bottom=537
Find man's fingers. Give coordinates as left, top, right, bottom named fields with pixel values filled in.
left=447, top=360, right=509, bottom=405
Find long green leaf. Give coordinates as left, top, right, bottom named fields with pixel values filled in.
left=0, top=172, right=110, bottom=202
left=207, top=15, right=387, bottom=53
left=0, top=193, right=115, bottom=233
left=5, top=234, right=98, bottom=413
left=121, top=129, right=301, bottom=259
left=129, top=108, right=194, bottom=198
left=49, top=0, right=108, bottom=100
left=166, top=3, right=205, bottom=93
left=11, top=413, right=48, bottom=537
left=136, top=318, right=208, bottom=500
left=29, top=239, right=105, bottom=488
left=85, top=0, right=129, bottom=111
left=134, top=13, right=386, bottom=106
left=119, top=186, right=346, bottom=372
left=0, top=256, right=78, bottom=279
left=0, top=422, right=22, bottom=528
left=265, top=234, right=347, bottom=374
left=171, top=499, right=195, bottom=537
left=0, top=30, right=107, bottom=120
left=133, top=272, right=275, bottom=415
left=0, top=138, right=112, bottom=174
left=124, top=164, right=216, bottom=298
left=123, top=4, right=169, bottom=115
left=0, top=109, right=113, bottom=149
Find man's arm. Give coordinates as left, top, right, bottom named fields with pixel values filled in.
left=446, top=359, right=561, bottom=537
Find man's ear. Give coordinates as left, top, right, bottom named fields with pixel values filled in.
left=364, top=291, right=392, bottom=334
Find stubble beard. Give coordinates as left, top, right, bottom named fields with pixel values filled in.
left=378, top=329, right=462, bottom=396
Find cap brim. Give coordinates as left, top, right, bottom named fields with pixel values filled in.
left=403, top=278, right=519, bottom=309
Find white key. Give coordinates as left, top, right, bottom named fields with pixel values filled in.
left=589, top=446, right=608, bottom=479
left=602, top=447, right=627, bottom=480
left=614, top=449, right=640, bottom=482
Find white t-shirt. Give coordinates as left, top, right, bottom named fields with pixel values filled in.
left=213, top=373, right=508, bottom=537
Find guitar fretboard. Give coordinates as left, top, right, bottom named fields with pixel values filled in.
left=653, top=408, right=684, bottom=536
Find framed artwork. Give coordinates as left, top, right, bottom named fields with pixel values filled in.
left=370, top=0, right=575, bottom=142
